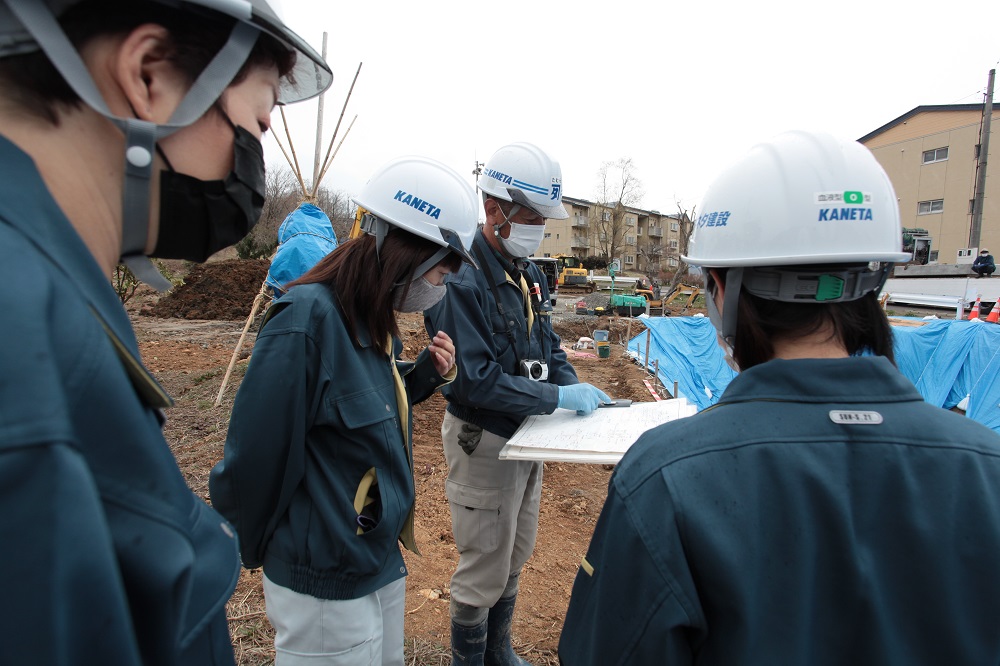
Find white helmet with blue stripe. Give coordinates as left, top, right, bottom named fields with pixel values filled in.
left=478, top=142, right=569, bottom=220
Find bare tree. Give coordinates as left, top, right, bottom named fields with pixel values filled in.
left=663, top=203, right=696, bottom=294
left=637, top=241, right=664, bottom=273
left=237, top=166, right=355, bottom=259
left=314, top=186, right=354, bottom=241
left=593, top=158, right=643, bottom=264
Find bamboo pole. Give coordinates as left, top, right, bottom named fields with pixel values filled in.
left=316, top=115, right=357, bottom=185
left=215, top=283, right=270, bottom=407
left=312, top=62, right=363, bottom=199
left=278, top=107, right=309, bottom=196
left=271, top=127, right=308, bottom=196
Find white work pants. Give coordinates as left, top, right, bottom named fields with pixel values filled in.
left=263, top=575, right=405, bottom=665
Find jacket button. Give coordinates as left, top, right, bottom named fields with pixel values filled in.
left=509, top=320, right=516, bottom=327
left=399, top=566, right=406, bottom=574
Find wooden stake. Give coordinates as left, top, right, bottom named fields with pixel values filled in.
left=215, top=283, right=270, bottom=407
left=645, top=330, right=651, bottom=370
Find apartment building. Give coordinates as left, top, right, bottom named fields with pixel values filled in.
left=535, top=195, right=687, bottom=275
left=859, top=103, right=999, bottom=263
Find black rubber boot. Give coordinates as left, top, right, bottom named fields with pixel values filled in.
left=484, top=594, right=531, bottom=666
left=451, top=617, right=488, bottom=666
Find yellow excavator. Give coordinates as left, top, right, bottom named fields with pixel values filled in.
left=553, top=254, right=594, bottom=293
left=634, top=277, right=701, bottom=314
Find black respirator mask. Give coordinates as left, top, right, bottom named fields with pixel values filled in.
left=152, top=112, right=266, bottom=262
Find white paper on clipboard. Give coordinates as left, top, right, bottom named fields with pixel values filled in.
left=498, top=398, right=696, bottom=464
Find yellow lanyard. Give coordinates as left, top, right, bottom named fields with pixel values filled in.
left=508, top=273, right=535, bottom=335
left=385, top=337, right=418, bottom=554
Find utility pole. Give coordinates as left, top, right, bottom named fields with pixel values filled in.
left=970, top=68, right=994, bottom=249
left=312, top=32, right=328, bottom=190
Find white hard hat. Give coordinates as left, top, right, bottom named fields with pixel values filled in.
left=687, top=131, right=911, bottom=348
left=352, top=156, right=479, bottom=268
left=478, top=142, right=569, bottom=220
left=684, top=130, right=911, bottom=268
left=0, top=0, right=332, bottom=104
left=0, top=0, right=333, bottom=291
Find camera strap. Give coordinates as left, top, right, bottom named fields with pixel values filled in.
left=474, top=242, right=524, bottom=367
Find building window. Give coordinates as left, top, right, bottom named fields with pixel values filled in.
left=918, top=199, right=944, bottom=215
left=625, top=255, right=635, bottom=264
left=626, top=216, right=636, bottom=226
left=544, top=232, right=551, bottom=239
left=670, top=222, right=679, bottom=231
left=601, top=211, right=611, bottom=221
left=668, top=257, right=678, bottom=267
left=668, top=239, right=678, bottom=249
left=626, top=236, right=635, bottom=245
left=922, top=147, right=948, bottom=164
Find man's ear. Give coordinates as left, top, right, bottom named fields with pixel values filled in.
left=482, top=197, right=502, bottom=227
left=112, top=23, right=180, bottom=122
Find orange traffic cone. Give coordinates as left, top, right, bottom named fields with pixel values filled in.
left=969, top=296, right=982, bottom=320
left=986, top=301, right=1000, bottom=324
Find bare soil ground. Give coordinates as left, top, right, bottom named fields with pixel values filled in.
left=130, top=258, right=703, bottom=665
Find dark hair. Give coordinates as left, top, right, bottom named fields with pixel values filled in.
left=0, top=0, right=295, bottom=125
left=714, top=267, right=896, bottom=370
left=731, top=288, right=895, bottom=370
left=288, top=229, right=462, bottom=344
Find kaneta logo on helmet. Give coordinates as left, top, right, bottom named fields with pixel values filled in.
left=393, top=190, right=442, bottom=219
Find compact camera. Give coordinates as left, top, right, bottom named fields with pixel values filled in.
left=519, top=359, right=549, bottom=382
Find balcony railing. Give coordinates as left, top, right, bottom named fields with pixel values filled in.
left=648, top=227, right=663, bottom=237
left=572, top=217, right=589, bottom=227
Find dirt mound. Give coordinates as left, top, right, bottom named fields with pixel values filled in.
left=151, top=259, right=269, bottom=320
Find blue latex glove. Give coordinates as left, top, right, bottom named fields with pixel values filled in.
left=557, top=383, right=611, bottom=415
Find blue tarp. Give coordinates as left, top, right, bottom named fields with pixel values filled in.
left=265, top=203, right=338, bottom=296
left=628, top=316, right=1000, bottom=434
left=624, top=316, right=736, bottom=412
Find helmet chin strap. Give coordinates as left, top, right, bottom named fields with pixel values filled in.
left=705, top=268, right=744, bottom=349
left=8, top=2, right=257, bottom=291
left=492, top=202, right=522, bottom=260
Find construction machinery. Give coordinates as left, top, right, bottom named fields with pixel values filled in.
left=615, top=277, right=701, bottom=316
left=553, top=254, right=594, bottom=293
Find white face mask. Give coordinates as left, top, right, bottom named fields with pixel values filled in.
left=394, top=277, right=447, bottom=313
left=499, top=222, right=546, bottom=258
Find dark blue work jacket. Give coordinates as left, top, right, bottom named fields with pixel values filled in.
left=425, top=232, right=578, bottom=439
left=0, top=134, right=238, bottom=665
left=561, top=356, right=1000, bottom=665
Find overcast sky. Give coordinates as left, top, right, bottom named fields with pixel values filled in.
left=268, top=0, right=999, bottom=215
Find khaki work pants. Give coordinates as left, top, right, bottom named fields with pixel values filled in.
left=442, top=411, right=542, bottom=609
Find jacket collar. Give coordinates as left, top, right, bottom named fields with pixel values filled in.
left=0, top=134, right=171, bottom=407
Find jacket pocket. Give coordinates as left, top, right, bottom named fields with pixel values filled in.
left=445, top=480, right=502, bottom=555
left=353, top=467, right=381, bottom=535
left=336, top=390, right=398, bottom=429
